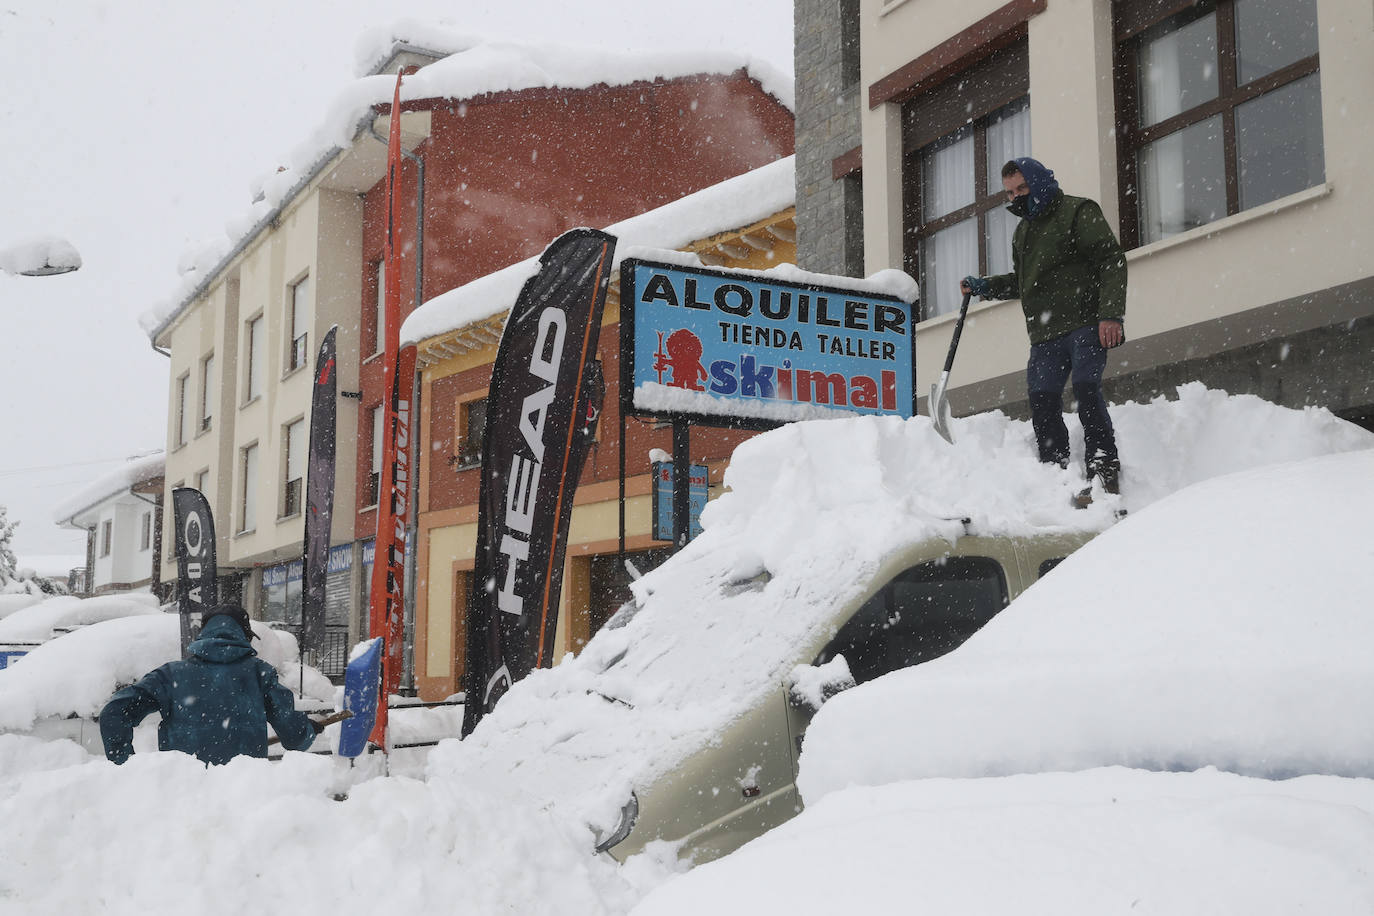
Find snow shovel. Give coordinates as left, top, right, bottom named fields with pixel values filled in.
left=929, top=292, right=972, bottom=444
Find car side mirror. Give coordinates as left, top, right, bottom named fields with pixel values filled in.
left=786, top=657, right=856, bottom=714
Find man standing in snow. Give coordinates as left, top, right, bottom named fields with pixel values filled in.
left=961, top=157, right=1127, bottom=499
left=99, top=604, right=321, bottom=766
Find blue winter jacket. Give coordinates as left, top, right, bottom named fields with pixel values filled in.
left=99, top=615, right=315, bottom=765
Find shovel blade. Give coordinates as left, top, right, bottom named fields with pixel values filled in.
left=930, top=376, right=954, bottom=443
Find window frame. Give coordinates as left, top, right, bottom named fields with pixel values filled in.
left=453, top=396, right=488, bottom=471
left=100, top=519, right=112, bottom=558
left=199, top=351, right=215, bottom=433
left=239, top=442, right=259, bottom=534
left=175, top=372, right=190, bottom=447
left=140, top=511, right=151, bottom=552
left=1112, top=0, right=1322, bottom=248
left=287, top=274, right=311, bottom=373
left=370, top=258, right=386, bottom=357
left=244, top=313, right=265, bottom=403
left=900, top=40, right=1030, bottom=320
left=365, top=404, right=384, bottom=508
left=282, top=418, right=305, bottom=519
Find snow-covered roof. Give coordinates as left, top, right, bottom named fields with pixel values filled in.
left=50, top=451, right=164, bottom=527
left=402, top=156, right=813, bottom=345
left=140, top=32, right=794, bottom=342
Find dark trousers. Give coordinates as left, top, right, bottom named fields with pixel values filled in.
left=1026, top=325, right=1117, bottom=466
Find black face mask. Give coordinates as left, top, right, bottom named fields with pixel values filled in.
left=1007, top=195, right=1031, bottom=219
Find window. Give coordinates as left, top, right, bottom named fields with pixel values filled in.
left=195, top=467, right=210, bottom=495
left=902, top=42, right=1030, bottom=319
left=371, top=259, right=386, bottom=356
left=245, top=314, right=264, bottom=402
left=199, top=352, right=215, bottom=432
left=288, top=274, right=311, bottom=372
left=283, top=419, right=305, bottom=517
left=454, top=398, right=487, bottom=470
left=240, top=443, right=258, bottom=533
left=815, top=557, right=1008, bottom=685
left=100, top=520, right=112, bottom=558
left=366, top=405, right=384, bottom=507
left=1114, top=0, right=1323, bottom=246
left=139, top=512, right=151, bottom=552
left=175, top=373, right=190, bottom=447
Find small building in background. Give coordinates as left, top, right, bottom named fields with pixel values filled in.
left=52, top=452, right=164, bottom=598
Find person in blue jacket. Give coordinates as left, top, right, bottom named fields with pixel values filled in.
left=99, top=604, right=320, bottom=766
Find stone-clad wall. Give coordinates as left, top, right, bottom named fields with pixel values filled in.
left=794, top=0, right=863, bottom=278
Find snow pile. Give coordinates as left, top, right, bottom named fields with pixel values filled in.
left=0, top=612, right=332, bottom=732
left=0, top=592, right=161, bottom=644
left=0, top=745, right=648, bottom=916
left=0, top=235, right=81, bottom=276
left=141, top=35, right=792, bottom=338
left=351, top=20, right=476, bottom=77
left=401, top=156, right=803, bottom=344
left=424, top=387, right=1370, bottom=840
left=796, top=446, right=1374, bottom=801
left=631, top=768, right=1374, bottom=916
left=50, top=450, right=164, bottom=524
left=0, top=389, right=1369, bottom=914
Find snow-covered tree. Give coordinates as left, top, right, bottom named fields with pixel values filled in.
left=0, top=505, right=18, bottom=583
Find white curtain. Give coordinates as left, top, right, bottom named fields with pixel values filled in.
left=922, top=218, right=978, bottom=317
left=923, top=131, right=974, bottom=219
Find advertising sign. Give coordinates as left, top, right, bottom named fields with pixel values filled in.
left=620, top=260, right=916, bottom=424
left=651, top=462, right=708, bottom=542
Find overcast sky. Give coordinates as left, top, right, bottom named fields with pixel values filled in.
left=0, top=0, right=793, bottom=560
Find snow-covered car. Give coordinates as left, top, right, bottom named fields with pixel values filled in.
left=424, top=386, right=1372, bottom=870
left=0, top=592, right=162, bottom=669
left=603, top=526, right=1094, bottom=863
left=627, top=448, right=1374, bottom=914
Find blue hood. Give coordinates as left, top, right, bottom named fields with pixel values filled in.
left=1011, top=157, right=1061, bottom=219
left=187, top=614, right=257, bottom=664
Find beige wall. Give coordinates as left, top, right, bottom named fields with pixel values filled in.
left=861, top=0, right=1374, bottom=404
left=160, top=279, right=238, bottom=584
left=160, top=182, right=364, bottom=585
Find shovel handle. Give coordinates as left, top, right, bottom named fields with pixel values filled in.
left=942, top=293, right=973, bottom=373
left=268, top=709, right=353, bottom=746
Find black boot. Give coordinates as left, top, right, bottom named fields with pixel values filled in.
left=1086, top=454, right=1121, bottom=495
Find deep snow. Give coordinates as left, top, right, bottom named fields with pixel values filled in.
left=0, top=387, right=1370, bottom=914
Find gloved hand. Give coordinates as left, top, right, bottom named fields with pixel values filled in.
left=309, top=717, right=327, bottom=735
left=961, top=276, right=991, bottom=298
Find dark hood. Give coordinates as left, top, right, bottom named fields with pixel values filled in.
left=1011, top=156, right=1061, bottom=219
left=187, top=613, right=258, bottom=664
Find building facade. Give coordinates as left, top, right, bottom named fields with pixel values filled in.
left=796, top=0, right=1374, bottom=430
left=402, top=160, right=799, bottom=701
left=148, top=34, right=793, bottom=679
left=52, top=452, right=164, bottom=597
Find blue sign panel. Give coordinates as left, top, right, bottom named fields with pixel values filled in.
left=620, top=260, right=916, bottom=423
left=651, top=462, right=708, bottom=542
left=0, top=649, right=27, bottom=670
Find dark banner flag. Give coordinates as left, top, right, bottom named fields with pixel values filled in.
left=171, top=487, right=218, bottom=655
left=301, top=326, right=339, bottom=663
left=461, top=228, right=616, bottom=737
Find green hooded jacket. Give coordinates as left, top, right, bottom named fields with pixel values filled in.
left=985, top=192, right=1127, bottom=344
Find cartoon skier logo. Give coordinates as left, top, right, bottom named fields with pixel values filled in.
left=654, top=328, right=708, bottom=391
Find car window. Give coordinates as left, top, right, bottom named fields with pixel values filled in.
left=816, top=557, right=1009, bottom=685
